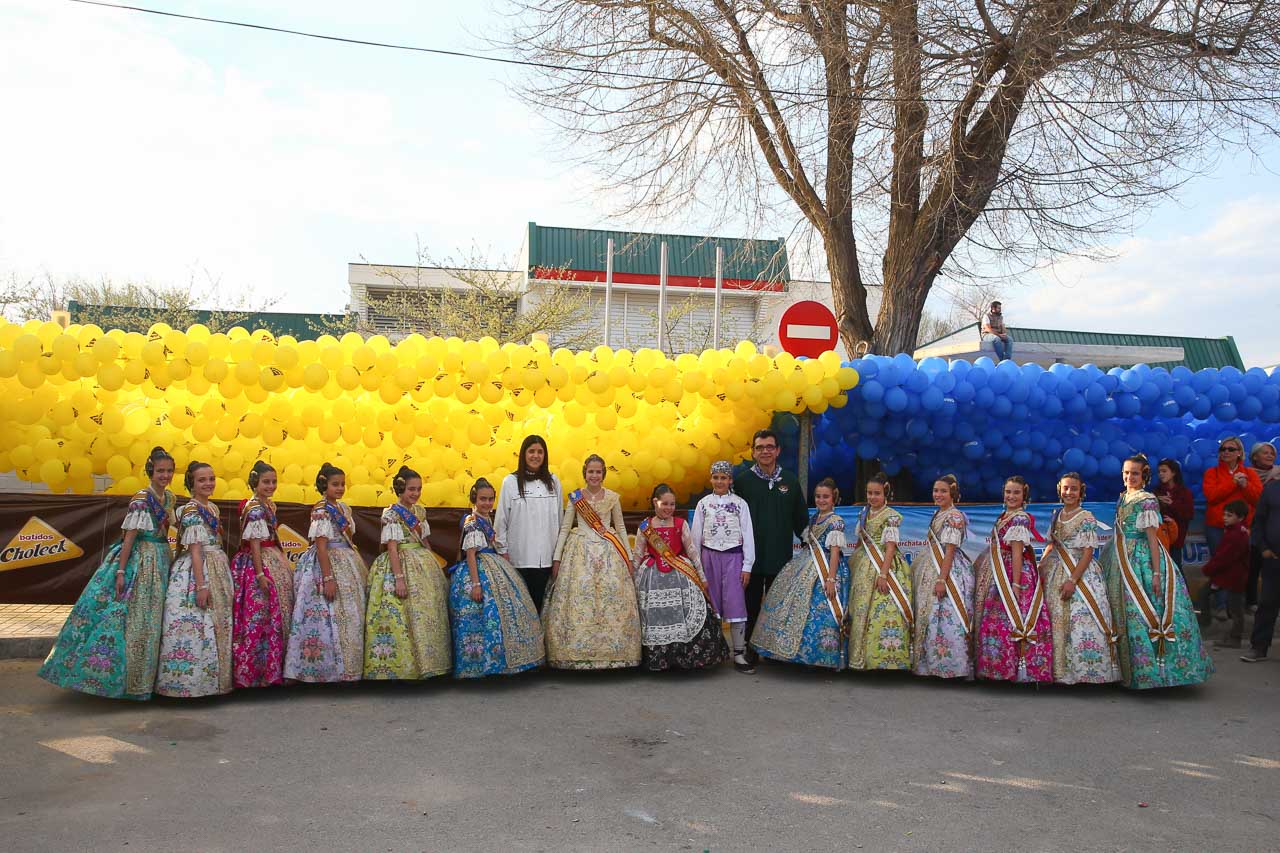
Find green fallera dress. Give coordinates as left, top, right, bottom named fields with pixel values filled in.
left=39, top=488, right=175, bottom=700
left=848, top=506, right=914, bottom=671
left=1101, top=490, right=1212, bottom=689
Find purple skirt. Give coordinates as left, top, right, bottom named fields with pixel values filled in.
left=701, top=547, right=749, bottom=623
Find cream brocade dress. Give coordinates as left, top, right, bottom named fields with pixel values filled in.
left=543, top=488, right=642, bottom=669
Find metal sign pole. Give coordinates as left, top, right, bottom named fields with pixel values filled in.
left=798, top=411, right=812, bottom=499
left=657, top=241, right=669, bottom=354
left=713, top=245, right=723, bottom=349
left=603, top=237, right=614, bottom=348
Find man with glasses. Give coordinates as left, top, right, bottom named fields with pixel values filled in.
left=734, top=429, right=810, bottom=667
left=1202, top=438, right=1262, bottom=555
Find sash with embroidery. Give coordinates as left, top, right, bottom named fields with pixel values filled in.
left=315, top=499, right=356, bottom=547
left=639, top=519, right=712, bottom=602
left=1049, top=510, right=1117, bottom=661
left=987, top=514, right=1045, bottom=660
left=571, top=489, right=631, bottom=568
left=240, top=497, right=279, bottom=542
left=138, top=488, right=172, bottom=533
left=1113, top=503, right=1177, bottom=657
left=806, top=518, right=848, bottom=634
left=182, top=501, right=222, bottom=549
left=926, top=517, right=972, bottom=635
left=389, top=502, right=425, bottom=545
left=859, top=508, right=913, bottom=629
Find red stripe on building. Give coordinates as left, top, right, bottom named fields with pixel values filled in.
left=532, top=267, right=785, bottom=293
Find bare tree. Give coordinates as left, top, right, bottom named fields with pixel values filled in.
left=506, top=1, right=1280, bottom=355
left=4, top=272, right=277, bottom=332
left=321, top=242, right=598, bottom=346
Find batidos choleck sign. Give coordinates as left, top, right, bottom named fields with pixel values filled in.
left=0, top=516, right=85, bottom=572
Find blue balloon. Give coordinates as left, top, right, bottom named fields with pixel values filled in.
left=906, top=370, right=930, bottom=394
left=861, top=379, right=885, bottom=403
left=884, top=387, right=909, bottom=412
left=921, top=387, right=945, bottom=411
left=1063, top=447, right=1086, bottom=469
left=963, top=440, right=986, bottom=460
left=952, top=381, right=976, bottom=403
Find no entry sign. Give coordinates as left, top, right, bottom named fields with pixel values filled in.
left=778, top=300, right=839, bottom=358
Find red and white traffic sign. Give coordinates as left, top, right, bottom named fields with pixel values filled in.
left=778, top=300, right=839, bottom=358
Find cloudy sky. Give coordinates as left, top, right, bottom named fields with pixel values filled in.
left=3, top=0, right=1278, bottom=367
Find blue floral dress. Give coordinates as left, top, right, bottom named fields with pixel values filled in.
left=751, top=512, right=850, bottom=669
left=447, top=514, right=545, bottom=678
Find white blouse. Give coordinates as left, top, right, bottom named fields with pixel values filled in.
left=494, top=473, right=562, bottom=569
left=690, top=492, right=756, bottom=574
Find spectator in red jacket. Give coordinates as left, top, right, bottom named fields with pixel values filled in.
left=1197, top=500, right=1250, bottom=648
left=1202, top=436, right=1262, bottom=555
left=1155, top=458, right=1194, bottom=569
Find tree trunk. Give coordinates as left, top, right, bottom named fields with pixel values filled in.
left=826, top=220, right=873, bottom=357
left=873, top=247, right=937, bottom=356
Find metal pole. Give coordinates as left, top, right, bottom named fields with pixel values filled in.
left=657, top=241, right=668, bottom=354
left=713, top=245, right=723, bottom=349
left=603, top=237, right=614, bottom=348
left=798, top=411, right=812, bottom=499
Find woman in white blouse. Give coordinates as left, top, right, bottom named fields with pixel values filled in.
left=495, top=435, right=563, bottom=612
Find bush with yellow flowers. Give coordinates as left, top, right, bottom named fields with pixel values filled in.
left=0, top=319, right=858, bottom=508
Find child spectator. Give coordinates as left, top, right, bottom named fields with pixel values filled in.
left=1197, top=500, right=1250, bottom=649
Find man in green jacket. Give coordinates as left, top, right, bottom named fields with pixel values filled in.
left=734, top=428, right=809, bottom=665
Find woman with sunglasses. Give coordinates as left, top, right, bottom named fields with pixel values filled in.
left=1202, top=437, right=1262, bottom=556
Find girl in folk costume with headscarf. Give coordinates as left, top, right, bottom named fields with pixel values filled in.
left=40, top=447, right=176, bottom=700
left=847, top=473, right=913, bottom=672
left=1038, top=472, right=1121, bottom=684
left=751, top=478, right=850, bottom=670
left=972, top=476, right=1053, bottom=683
left=690, top=461, right=756, bottom=673
left=284, top=463, right=368, bottom=683
left=543, top=455, right=642, bottom=670
left=448, top=478, right=545, bottom=678
left=633, top=483, right=728, bottom=671
left=911, top=475, right=976, bottom=679
left=156, top=461, right=235, bottom=697
left=363, top=466, right=452, bottom=680
left=1102, top=455, right=1213, bottom=689
left=229, top=461, right=292, bottom=688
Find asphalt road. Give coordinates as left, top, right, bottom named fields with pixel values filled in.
left=2, top=651, right=1278, bottom=852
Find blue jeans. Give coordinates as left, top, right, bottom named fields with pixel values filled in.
left=982, top=333, right=1013, bottom=361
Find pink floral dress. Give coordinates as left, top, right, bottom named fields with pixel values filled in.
left=973, top=511, right=1053, bottom=683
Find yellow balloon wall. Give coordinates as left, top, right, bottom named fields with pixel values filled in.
left=0, top=319, right=858, bottom=508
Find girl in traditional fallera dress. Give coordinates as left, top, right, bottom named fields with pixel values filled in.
left=495, top=435, right=562, bottom=613
left=229, top=461, right=291, bottom=688
left=1039, top=473, right=1121, bottom=685
left=972, top=476, right=1053, bottom=683
left=364, top=466, right=452, bottom=680
left=543, top=455, right=642, bottom=670
left=911, top=475, right=976, bottom=679
left=751, top=478, right=849, bottom=669
left=40, top=447, right=176, bottom=700
left=633, top=483, right=728, bottom=671
left=448, top=478, right=546, bottom=678
left=847, top=473, right=914, bottom=672
left=691, top=461, right=756, bottom=673
left=156, top=462, right=234, bottom=697
left=284, top=463, right=369, bottom=683
left=1102, top=455, right=1213, bottom=689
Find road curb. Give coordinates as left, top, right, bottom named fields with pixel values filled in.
left=0, top=636, right=55, bottom=660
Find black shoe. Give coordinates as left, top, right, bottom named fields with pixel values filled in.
left=733, top=655, right=756, bottom=674
left=1241, top=649, right=1268, bottom=663
left=744, top=647, right=759, bottom=665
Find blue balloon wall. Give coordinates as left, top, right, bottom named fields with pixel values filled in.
left=811, top=356, right=1280, bottom=503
